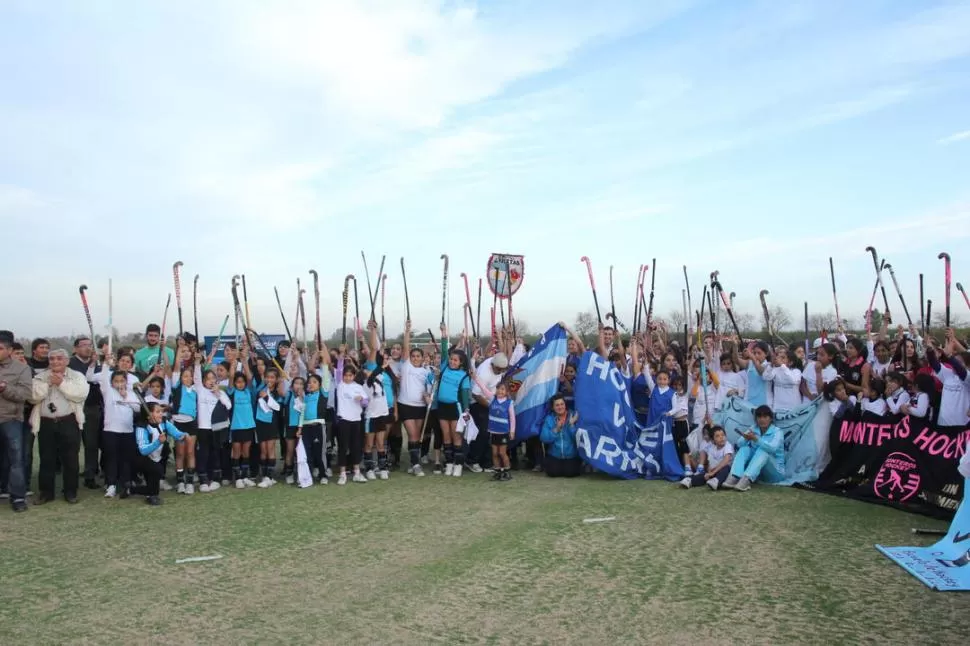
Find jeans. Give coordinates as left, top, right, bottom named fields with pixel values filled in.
left=730, top=445, right=784, bottom=483
left=38, top=416, right=81, bottom=498
left=0, top=420, right=27, bottom=502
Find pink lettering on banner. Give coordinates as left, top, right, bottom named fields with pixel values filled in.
left=896, top=416, right=911, bottom=439
left=912, top=428, right=936, bottom=453
left=839, top=421, right=854, bottom=444
left=876, top=424, right=893, bottom=446
left=928, top=434, right=950, bottom=456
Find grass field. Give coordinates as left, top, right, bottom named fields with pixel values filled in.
left=1, top=470, right=967, bottom=645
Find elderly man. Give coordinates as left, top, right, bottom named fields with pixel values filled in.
left=29, top=349, right=89, bottom=504
left=464, top=351, right=509, bottom=473
left=0, top=335, right=33, bottom=512
left=70, top=337, right=104, bottom=489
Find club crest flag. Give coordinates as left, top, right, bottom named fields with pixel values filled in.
left=487, top=254, right=524, bottom=298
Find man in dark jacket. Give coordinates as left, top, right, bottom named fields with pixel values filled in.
left=0, top=334, right=33, bottom=512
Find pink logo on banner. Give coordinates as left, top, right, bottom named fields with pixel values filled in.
left=873, top=452, right=921, bottom=502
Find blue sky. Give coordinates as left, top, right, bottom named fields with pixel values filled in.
left=1, top=0, right=968, bottom=338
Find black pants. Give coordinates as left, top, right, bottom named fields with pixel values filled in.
left=544, top=455, right=582, bottom=478
left=466, top=403, right=491, bottom=468
left=335, top=419, right=363, bottom=468
left=301, top=424, right=326, bottom=474
left=23, top=421, right=35, bottom=490
left=102, top=432, right=136, bottom=487
left=195, top=428, right=228, bottom=483
left=131, top=454, right=164, bottom=496
left=525, top=436, right=543, bottom=469
left=38, top=416, right=81, bottom=498
left=81, top=405, right=103, bottom=480
left=688, top=465, right=731, bottom=486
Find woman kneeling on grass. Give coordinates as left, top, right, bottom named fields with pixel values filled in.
left=679, top=425, right=733, bottom=490
left=723, top=405, right=785, bottom=492
left=539, top=394, right=582, bottom=478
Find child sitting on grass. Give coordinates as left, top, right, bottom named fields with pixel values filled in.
left=679, top=425, right=734, bottom=491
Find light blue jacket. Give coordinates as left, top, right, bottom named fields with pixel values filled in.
left=539, top=414, right=579, bottom=460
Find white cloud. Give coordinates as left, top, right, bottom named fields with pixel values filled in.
left=938, top=130, right=970, bottom=145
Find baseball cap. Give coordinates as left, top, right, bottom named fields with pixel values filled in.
left=812, top=337, right=824, bottom=350
left=492, top=353, right=509, bottom=369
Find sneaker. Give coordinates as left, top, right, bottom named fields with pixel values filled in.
left=365, top=470, right=377, bottom=481
left=285, top=474, right=295, bottom=485
left=492, top=470, right=502, bottom=481
left=185, top=483, right=195, bottom=495
left=378, top=470, right=389, bottom=480
left=337, top=473, right=347, bottom=486
left=208, top=481, right=221, bottom=491
left=0, top=492, right=9, bottom=500
left=532, top=465, right=542, bottom=472
left=444, top=464, right=455, bottom=476
left=468, top=464, right=484, bottom=474
left=679, top=477, right=692, bottom=489
left=235, top=479, right=245, bottom=489
left=420, top=454, right=429, bottom=465
left=453, top=464, right=463, bottom=477
left=119, top=487, right=131, bottom=499
left=433, top=463, right=443, bottom=475
left=352, top=472, right=367, bottom=484
left=501, top=470, right=513, bottom=481
left=146, top=495, right=163, bottom=506
left=199, top=483, right=211, bottom=493
left=722, top=475, right=740, bottom=489
left=176, top=482, right=186, bottom=494
left=325, top=468, right=333, bottom=478
left=413, top=465, right=425, bottom=477
left=735, top=476, right=753, bottom=492
left=84, top=479, right=99, bottom=490
left=243, top=478, right=257, bottom=488
left=707, top=477, right=720, bottom=491
left=683, top=468, right=694, bottom=477
left=159, top=480, right=174, bottom=491
left=319, top=477, right=329, bottom=485
left=484, top=467, right=496, bottom=473
left=104, top=485, right=117, bottom=498
left=12, top=499, right=27, bottom=512
left=258, top=477, right=273, bottom=489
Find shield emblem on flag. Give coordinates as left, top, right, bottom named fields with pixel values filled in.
left=487, top=254, right=524, bottom=298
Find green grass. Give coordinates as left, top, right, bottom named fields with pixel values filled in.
left=1, top=471, right=967, bottom=645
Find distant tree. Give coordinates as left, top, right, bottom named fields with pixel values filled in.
left=769, top=306, right=792, bottom=332
left=574, top=311, right=598, bottom=338
left=809, top=312, right=838, bottom=335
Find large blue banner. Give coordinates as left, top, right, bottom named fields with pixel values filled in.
left=573, top=351, right=684, bottom=480
left=505, top=324, right=569, bottom=442
left=877, top=478, right=970, bottom=591
left=714, top=396, right=820, bottom=485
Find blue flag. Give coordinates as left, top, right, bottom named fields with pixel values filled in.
left=505, top=324, right=569, bottom=442
left=714, top=396, right=820, bottom=485
left=877, top=478, right=970, bottom=591
left=573, top=351, right=684, bottom=480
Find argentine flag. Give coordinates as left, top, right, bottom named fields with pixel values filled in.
left=506, top=324, right=569, bottom=442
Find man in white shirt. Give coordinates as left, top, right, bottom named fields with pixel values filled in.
left=464, top=353, right=508, bottom=472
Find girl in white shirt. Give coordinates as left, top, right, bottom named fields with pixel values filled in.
left=769, top=347, right=802, bottom=413
left=901, top=373, right=934, bottom=419
left=193, top=360, right=232, bottom=492
left=397, top=321, right=433, bottom=476
left=884, top=372, right=912, bottom=415
left=861, top=378, right=888, bottom=416
left=715, top=353, right=745, bottom=410
left=99, top=365, right=141, bottom=498
left=334, top=364, right=370, bottom=485
left=801, top=343, right=839, bottom=402
left=668, top=376, right=691, bottom=475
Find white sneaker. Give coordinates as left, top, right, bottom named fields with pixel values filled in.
left=199, top=483, right=211, bottom=493
left=337, top=473, right=347, bottom=485
left=445, top=464, right=455, bottom=476
left=285, top=474, right=295, bottom=485
left=407, top=465, right=415, bottom=474
left=176, top=482, right=186, bottom=494
left=707, top=478, right=720, bottom=491
left=208, top=481, right=221, bottom=491
left=735, top=476, right=753, bottom=492
left=104, top=485, right=117, bottom=498
left=235, top=479, right=245, bottom=489
left=352, top=472, right=367, bottom=483
left=221, top=480, right=231, bottom=487
left=420, top=455, right=429, bottom=465
left=412, top=465, right=425, bottom=477
left=325, top=468, right=333, bottom=478
left=258, top=477, right=273, bottom=489
left=319, top=477, right=328, bottom=485
left=185, top=483, right=195, bottom=495
left=452, top=464, right=463, bottom=477
left=378, top=470, right=389, bottom=480
left=159, top=480, right=174, bottom=491
left=365, top=470, right=377, bottom=481
left=679, top=477, right=692, bottom=489
left=468, top=464, right=484, bottom=473
left=243, top=478, right=257, bottom=488
left=722, top=475, right=740, bottom=490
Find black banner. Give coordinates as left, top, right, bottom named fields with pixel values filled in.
left=802, top=411, right=968, bottom=519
